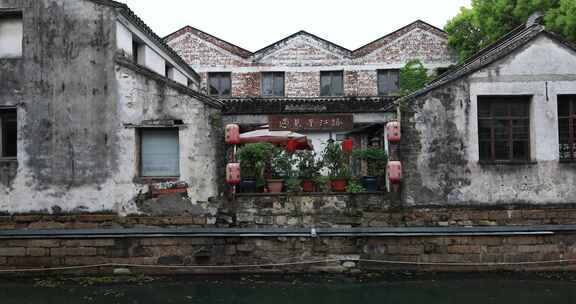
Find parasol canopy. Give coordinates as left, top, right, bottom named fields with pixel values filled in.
left=239, top=125, right=313, bottom=150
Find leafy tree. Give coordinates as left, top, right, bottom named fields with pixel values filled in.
left=399, top=59, right=429, bottom=95
left=445, top=0, right=576, bottom=61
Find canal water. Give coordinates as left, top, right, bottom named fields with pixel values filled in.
left=1, top=277, right=576, bottom=303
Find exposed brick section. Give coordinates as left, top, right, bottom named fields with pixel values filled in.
left=165, top=21, right=457, bottom=99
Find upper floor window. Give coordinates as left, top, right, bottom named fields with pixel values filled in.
left=0, top=108, right=17, bottom=159
left=478, top=96, right=531, bottom=163
left=558, top=95, right=576, bottom=162
left=377, top=69, right=400, bottom=95
left=320, top=71, right=343, bottom=96
left=262, top=72, right=284, bottom=97
left=208, top=72, right=231, bottom=97
left=0, top=12, right=23, bottom=58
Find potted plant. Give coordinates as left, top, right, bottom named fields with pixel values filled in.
left=267, top=147, right=292, bottom=193
left=353, top=147, right=388, bottom=192
left=295, top=151, right=322, bottom=192
left=321, top=140, right=350, bottom=192
left=236, top=143, right=274, bottom=193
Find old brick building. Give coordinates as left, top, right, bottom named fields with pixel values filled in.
left=165, top=21, right=457, bottom=150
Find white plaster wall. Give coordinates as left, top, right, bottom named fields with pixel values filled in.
left=138, top=45, right=165, bottom=76
left=0, top=16, right=22, bottom=58
left=167, top=67, right=188, bottom=86
left=408, top=35, right=576, bottom=205
left=116, top=21, right=132, bottom=56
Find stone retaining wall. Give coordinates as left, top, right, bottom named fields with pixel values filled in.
left=1, top=233, right=575, bottom=274
left=4, top=194, right=576, bottom=229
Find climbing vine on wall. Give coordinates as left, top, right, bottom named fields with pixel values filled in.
left=399, top=59, right=429, bottom=96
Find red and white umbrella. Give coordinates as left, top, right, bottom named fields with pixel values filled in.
left=239, top=125, right=313, bottom=150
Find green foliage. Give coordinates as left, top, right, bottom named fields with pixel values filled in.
left=445, top=0, right=576, bottom=61
left=313, top=175, right=331, bottom=193
left=269, top=148, right=293, bottom=179
left=295, top=151, right=323, bottom=179
left=237, top=143, right=275, bottom=179
left=346, top=179, right=366, bottom=193
left=352, top=147, right=388, bottom=177
left=321, top=140, right=350, bottom=179
left=399, top=59, right=430, bottom=96
left=285, top=178, right=302, bottom=193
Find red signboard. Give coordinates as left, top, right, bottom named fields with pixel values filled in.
left=269, top=115, right=354, bottom=131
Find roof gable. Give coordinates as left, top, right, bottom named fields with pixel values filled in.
left=401, top=24, right=576, bottom=101
left=253, top=32, right=351, bottom=64
left=165, top=26, right=253, bottom=59
left=353, top=20, right=447, bottom=58
left=252, top=31, right=351, bottom=60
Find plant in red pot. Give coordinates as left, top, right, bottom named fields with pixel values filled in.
left=295, top=151, right=322, bottom=193
left=321, top=140, right=350, bottom=192
left=267, top=148, right=292, bottom=193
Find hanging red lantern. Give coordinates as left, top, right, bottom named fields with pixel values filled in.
left=341, top=138, right=353, bottom=153
left=226, top=163, right=241, bottom=185
left=286, top=139, right=297, bottom=153
left=386, top=121, right=401, bottom=143
left=225, top=124, right=240, bottom=145
left=387, top=161, right=402, bottom=184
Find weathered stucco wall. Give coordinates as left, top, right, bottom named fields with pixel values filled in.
left=0, top=0, right=120, bottom=213
left=0, top=0, right=221, bottom=214
left=403, top=35, right=576, bottom=206
left=114, top=61, right=221, bottom=213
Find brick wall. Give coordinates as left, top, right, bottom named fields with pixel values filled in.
left=1, top=234, right=575, bottom=274
left=165, top=21, right=457, bottom=98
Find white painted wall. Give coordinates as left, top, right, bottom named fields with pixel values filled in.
left=116, top=21, right=133, bottom=56
left=167, top=67, right=188, bottom=86
left=138, top=45, right=165, bottom=76
left=0, top=16, right=23, bottom=58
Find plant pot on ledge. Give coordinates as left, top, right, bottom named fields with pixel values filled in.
left=330, top=178, right=348, bottom=192
left=239, top=178, right=258, bottom=193
left=266, top=179, right=284, bottom=193
left=301, top=180, right=315, bottom=193
left=361, top=176, right=378, bottom=192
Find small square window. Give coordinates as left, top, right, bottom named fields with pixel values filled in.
left=208, top=72, right=232, bottom=97
left=320, top=71, right=343, bottom=96
left=377, top=69, right=400, bottom=95
left=140, top=129, right=179, bottom=177
left=0, top=108, right=17, bottom=159
left=262, top=72, right=284, bottom=97
left=0, top=12, right=23, bottom=58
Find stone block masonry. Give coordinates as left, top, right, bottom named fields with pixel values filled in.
left=1, top=233, right=576, bottom=274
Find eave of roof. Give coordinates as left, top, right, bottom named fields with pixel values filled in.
left=87, top=0, right=201, bottom=81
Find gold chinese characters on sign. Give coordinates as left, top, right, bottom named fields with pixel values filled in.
left=268, top=115, right=354, bottom=131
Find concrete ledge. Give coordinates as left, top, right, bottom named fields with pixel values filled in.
left=1, top=225, right=575, bottom=239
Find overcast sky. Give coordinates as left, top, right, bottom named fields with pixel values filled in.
left=120, top=0, right=471, bottom=51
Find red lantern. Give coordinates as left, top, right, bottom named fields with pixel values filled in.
left=387, top=161, right=402, bottom=184
left=226, top=163, right=241, bottom=185
left=225, top=124, right=240, bottom=145
left=287, top=139, right=297, bottom=153
left=386, top=121, right=401, bottom=143
left=341, top=138, right=353, bottom=153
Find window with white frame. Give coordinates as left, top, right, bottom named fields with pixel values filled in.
left=140, top=129, right=179, bottom=177
left=0, top=12, right=23, bottom=58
